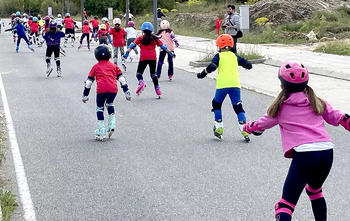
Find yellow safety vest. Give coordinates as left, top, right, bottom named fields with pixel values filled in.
left=216, top=51, right=241, bottom=89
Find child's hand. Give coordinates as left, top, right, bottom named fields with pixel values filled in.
left=123, top=51, right=130, bottom=59
left=245, top=62, right=252, bottom=70
left=243, top=121, right=264, bottom=136
left=197, top=70, right=207, bottom=79
left=82, top=96, right=89, bottom=103
left=340, top=114, right=350, bottom=132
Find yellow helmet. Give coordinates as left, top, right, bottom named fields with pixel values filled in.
left=101, top=24, right=106, bottom=30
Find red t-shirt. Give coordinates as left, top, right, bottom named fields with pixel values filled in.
left=30, top=22, right=39, bottom=33
left=88, top=60, right=122, bottom=94
left=63, top=17, right=74, bottom=29
left=82, top=24, right=91, bottom=34
left=97, top=29, right=108, bottom=39
left=90, top=19, right=99, bottom=28
left=109, top=27, right=126, bottom=47
left=134, top=35, right=163, bottom=61
left=105, top=23, right=110, bottom=31
left=28, top=20, right=33, bottom=26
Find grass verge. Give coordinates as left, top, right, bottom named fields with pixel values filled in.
left=314, top=40, right=350, bottom=56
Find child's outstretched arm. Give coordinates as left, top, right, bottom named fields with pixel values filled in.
left=197, top=53, right=219, bottom=79
left=82, top=76, right=94, bottom=103
left=117, top=73, right=131, bottom=101
left=236, top=54, right=252, bottom=70
left=170, top=31, right=179, bottom=47
left=123, top=42, right=136, bottom=59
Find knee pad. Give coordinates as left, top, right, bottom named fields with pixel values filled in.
left=96, top=106, right=104, bottom=112
left=275, top=198, right=295, bottom=218
left=45, top=56, right=51, bottom=60
left=212, top=99, right=222, bottom=112
left=305, top=184, right=324, bottom=201
left=54, top=57, right=60, bottom=61
left=232, top=102, right=245, bottom=114
left=105, top=102, right=114, bottom=108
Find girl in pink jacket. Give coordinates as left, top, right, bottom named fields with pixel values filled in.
left=156, top=20, right=179, bottom=80
left=243, top=60, right=350, bottom=221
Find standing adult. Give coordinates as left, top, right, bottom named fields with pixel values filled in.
left=157, top=8, right=167, bottom=25
left=223, top=4, right=240, bottom=53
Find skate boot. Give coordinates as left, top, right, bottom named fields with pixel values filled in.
left=88, top=46, right=90, bottom=51
left=107, top=114, right=116, bottom=138
left=94, top=121, right=106, bottom=141
left=168, top=75, right=173, bottom=81
left=239, top=121, right=250, bottom=142
left=78, top=44, right=82, bottom=50
left=71, top=39, right=75, bottom=47
left=64, top=40, right=67, bottom=47
left=121, top=58, right=127, bottom=71
left=57, top=67, right=62, bottom=77
left=155, top=85, right=162, bottom=98
left=28, top=45, right=35, bottom=52
left=136, top=80, right=146, bottom=96
left=213, top=120, right=223, bottom=139
left=16, top=46, right=19, bottom=53
left=46, top=64, right=53, bottom=77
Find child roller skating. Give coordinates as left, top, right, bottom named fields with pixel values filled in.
left=78, top=20, right=91, bottom=50
left=197, top=34, right=252, bottom=141
left=109, top=18, right=126, bottom=70
left=123, top=22, right=175, bottom=98
left=41, top=20, right=65, bottom=77
left=243, top=60, right=350, bottom=221
left=156, top=20, right=179, bottom=80
left=124, top=21, right=139, bottom=61
left=63, top=13, right=76, bottom=47
left=82, top=45, right=131, bottom=141
left=5, top=19, right=35, bottom=52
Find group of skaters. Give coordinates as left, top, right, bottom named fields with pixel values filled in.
left=4, top=7, right=350, bottom=221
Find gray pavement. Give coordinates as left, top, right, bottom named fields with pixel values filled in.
left=173, top=35, right=350, bottom=113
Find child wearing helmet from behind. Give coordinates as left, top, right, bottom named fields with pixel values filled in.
left=78, top=20, right=91, bottom=50
left=197, top=34, right=252, bottom=141
left=97, top=24, right=109, bottom=45
left=29, top=17, right=40, bottom=45
left=242, top=60, right=350, bottom=221
left=109, top=17, right=126, bottom=70
left=63, top=13, right=75, bottom=47
left=123, top=22, right=175, bottom=98
left=41, top=20, right=65, bottom=77
left=124, top=21, right=139, bottom=61
left=156, top=20, right=179, bottom=80
left=90, top=16, right=99, bottom=42
left=82, top=45, right=132, bottom=141
left=5, top=19, right=35, bottom=52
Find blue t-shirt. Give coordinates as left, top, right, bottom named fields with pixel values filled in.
left=43, top=31, right=65, bottom=46
left=10, top=24, right=26, bottom=37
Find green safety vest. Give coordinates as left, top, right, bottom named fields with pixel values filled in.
left=216, top=51, right=241, bottom=89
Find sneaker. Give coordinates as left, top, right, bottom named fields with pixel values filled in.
left=136, top=80, right=146, bottom=96
left=213, top=120, right=223, bottom=139
left=57, top=67, right=62, bottom=77
left=46, top=64, right=53, bottom=77
left=155, top=85, right=162, bottom=97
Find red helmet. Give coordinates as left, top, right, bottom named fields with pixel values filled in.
left=278, top=60, right=309, bottom=92
left=216, top=34, right=234, bottom=49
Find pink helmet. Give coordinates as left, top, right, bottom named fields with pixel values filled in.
left=44, top=16, right=50, bottom=21
left=278, top=60, right=309, bottom=92
left=83, top=20, right=89, bottom=25
left=128, top=21, right=134, bottom=27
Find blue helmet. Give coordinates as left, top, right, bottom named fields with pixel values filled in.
left=141, top=22, right=153, bottom=32
left=33, top=17, right=38, bottom=22
left=16, top=11, right=21, bottom=16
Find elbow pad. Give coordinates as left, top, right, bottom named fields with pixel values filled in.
left=84, top=78, right=94, bottom=89
left=129, top=42, right=136, bottom=49
left=160, top=44, right=167, bottom=51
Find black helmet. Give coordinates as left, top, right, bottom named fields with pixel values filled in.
left=94, top=45, right=111, bottom=61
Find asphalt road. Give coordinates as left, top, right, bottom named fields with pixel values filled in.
left=1, top=29, right=350, bottom=221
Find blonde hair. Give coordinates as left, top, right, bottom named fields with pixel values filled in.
left=267, top=86, right=326, bottom=118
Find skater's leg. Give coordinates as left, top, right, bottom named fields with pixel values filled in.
left=213, top=88, right=228, bottom=121
left=157, top=51, right=166, bottom=78
left=105, top=93, right=117, bottom=135
left=306, top=149, right=333, bottom=221
left=135, top=61, right=148, bottom=95
left=167, top=53, right=174, bottom=79
left=228, top=88, right=246, bottom=123
left=45, top=46, right=54, bottom=76
left=149, top=60, right=158, bottom=86
left=53, top=45, right=61, bottom=77
left=113, top=46, right=119, bottom=64
left=87, top=34, right=90, bottom=50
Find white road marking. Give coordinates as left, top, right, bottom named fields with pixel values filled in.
left=0, top=74, right=37, bottom=221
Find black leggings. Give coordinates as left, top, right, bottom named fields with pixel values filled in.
left=136, top=60, right=158, bottom=86
left=96, top=93, right=117, bottom=120
left=278, top=149, right=333, bottom=221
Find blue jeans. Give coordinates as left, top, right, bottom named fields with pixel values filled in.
left=213, top=87, right=245, bottom=122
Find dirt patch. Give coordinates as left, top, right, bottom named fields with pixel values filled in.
left=250, top=0, right=350, bottom=27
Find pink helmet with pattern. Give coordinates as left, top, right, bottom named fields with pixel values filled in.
left=278, top=60, right=309, bottom=92
left=83, top=20, right=89, bottom=25
left=128, top=21, right=134, bottom=27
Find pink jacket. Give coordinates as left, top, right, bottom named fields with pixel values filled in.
left=254, top=92, right=343, bottom=158
left=158, top=31, right=178, bottom=51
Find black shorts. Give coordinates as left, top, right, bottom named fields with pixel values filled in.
left=46, top=45, right=60, bottom=58
left=65, top=28, right=75, bottom=35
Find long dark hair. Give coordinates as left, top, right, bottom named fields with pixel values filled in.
left=156, top=28, right=172, bottom=35
left=141, top=30, right=160, bottom=45
left=114, top=24, right=121, bottom=32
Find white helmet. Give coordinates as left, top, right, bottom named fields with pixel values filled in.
left=113, top=18, right=121, bottom=25
left=160, top=20, right=170, bottom=30
left=57, top=14, right=62, bottom=18
left=65, top=13, right=70, bottom=17
left=102, top=17, right=108, bottom=22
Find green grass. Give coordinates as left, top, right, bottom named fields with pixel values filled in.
left=0, top=190, right=18, bottom=221
left=314, top=40, right=350, bottom=56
